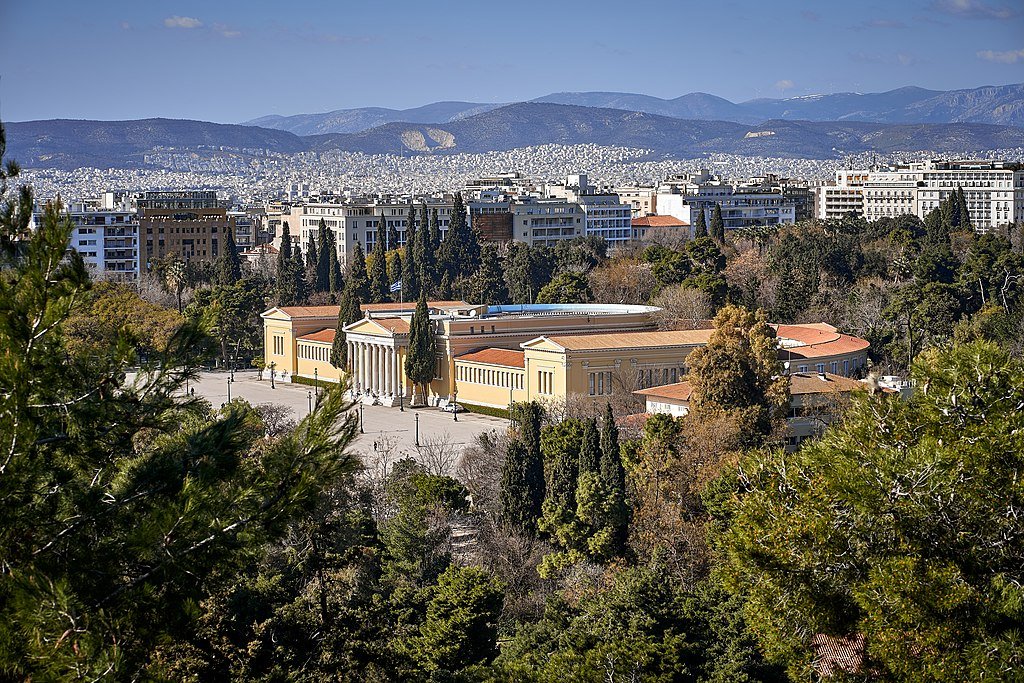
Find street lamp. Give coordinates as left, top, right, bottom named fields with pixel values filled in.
left=227, top=376, right=232, bottom=403
left=270, top=362, right=276, bottom=389
left=359, top=404, right=364, bottom=434
left=453, top=388, right=458, bottom=422
left=313, top=368, right=318, bottom=397
left=307, top=390, right=312, bottom=415
left=415, top=412, right=419, bottom=447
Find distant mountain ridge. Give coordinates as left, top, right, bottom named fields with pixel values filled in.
left=10, top=102, right=1024, bottom=170
left=243, top=83, right=1024, bottom=134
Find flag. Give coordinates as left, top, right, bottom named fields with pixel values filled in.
left=389, top=279, right=402, bottom=293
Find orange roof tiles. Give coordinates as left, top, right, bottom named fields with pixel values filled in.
left=788, top=372, right=867, bottom=395
left=634, top=381, right=694, bottom=401
left=775, top=324, right=870, bottom=360
left=456, top=348, right=526, bottom=368
left=632, top=215, right=689, bottom=228
left=274, top=305, right=340, bottom=318
left=298, top=328, right=336, bottom=343
left=360, top=300, right=470, bottom=312
left=541, top=329, right=713, bottom=351
left=373, top=317, right=410, bottom=333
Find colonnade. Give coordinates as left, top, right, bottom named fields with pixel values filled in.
left=348, top=340, right=404, bottom=397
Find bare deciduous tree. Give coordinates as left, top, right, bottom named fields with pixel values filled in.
left=650, top=285, right=714, bottom=330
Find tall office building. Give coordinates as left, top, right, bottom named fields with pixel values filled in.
left=138, top=191, right=235, bottom=274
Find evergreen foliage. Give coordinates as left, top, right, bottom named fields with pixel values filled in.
left=710, top=202, right=726, bottom=243
left=404, top=293, right=436, bottom=404
left=368, top=234, right=388, bottom=303
left=331, top=286, right=363, bottom=369
left=466, top=244, right=508, bottom=305
left=693, top=205, right=708, bottom=238
left=535, top=271, right=593, bottom=304
left=215, top=223, right=241, bottom=286
left=315, top=218, right=331, bottom=293
left=347, top=241, right=369, bottom=303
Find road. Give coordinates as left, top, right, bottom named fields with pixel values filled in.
left=187, top=370, right=508, bottom=466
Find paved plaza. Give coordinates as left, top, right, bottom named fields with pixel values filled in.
left=187, top=370, right=508, bottom=463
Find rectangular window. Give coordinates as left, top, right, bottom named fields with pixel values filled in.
left=588, top=373, right=595, bottom=396
left=605, top=371, right=613, bottom=395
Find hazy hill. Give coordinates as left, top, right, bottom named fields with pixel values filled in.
left=8, top=103, right=1024, bottom=169
left=244, top=83, right=1024, bottom=135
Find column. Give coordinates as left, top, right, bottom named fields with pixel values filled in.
left=385, top=347, right=394, bottom=395
left=359, top=343, right=368, bottom=392
left=394, top=348, right=403, bottom=397
left=368, top=344, right=376, bottom=394
left=376, top=345, right=385, bottom=394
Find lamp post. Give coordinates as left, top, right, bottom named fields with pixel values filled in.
left=227, top=376, right=232, bottom=403
left=453, top=388, right=458, bottom=422
left=314, top=368, right=318, bottom=397
left=414, top=412, right=419, bottom=447
left=359, top=404, right=364, bottom=434
left=307, top=390, right=312, bottom=415
left=270, top=362, right=276, bottom=389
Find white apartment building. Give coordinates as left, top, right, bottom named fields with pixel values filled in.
left=862, top=160, right=1024, bottom=230
left=284, top=197, right=455, bottom=267
left=814, top=170, right=869, bottom=220
left=511, top=197, right=585, bottom=247
left=614, top=185, right=657, bottom=218
left=656, top=170, right=797, bottom=233
left=33, top=194, right=139, bottom=282
left=545, top=174, right=633, bottom=246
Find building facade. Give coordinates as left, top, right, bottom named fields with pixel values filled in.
left=263, top=303, right=870, bottom=411
left=138, top=191, right=234, bottom=274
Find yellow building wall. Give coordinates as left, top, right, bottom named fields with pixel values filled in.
left=453, top=361, right=527, bottom=408
left=295, top=341, right=344, bottom=383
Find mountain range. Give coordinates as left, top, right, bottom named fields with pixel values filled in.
left=244, top=83, right=1024, bottom=134
left=9, top=101, right=1024, bottom=170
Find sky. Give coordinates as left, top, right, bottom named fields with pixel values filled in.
left=1, top=0, right=1022, bottom=123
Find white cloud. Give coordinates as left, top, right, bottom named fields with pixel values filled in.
left=164, top=15, right=202, bottom=29
left=930, top=0, right=1017, bottom=19
left=213, top=22, right=241, bottom=38
left=977, top=48, right=1024, bottom=63
left=775, top=79, right=795, bottom=92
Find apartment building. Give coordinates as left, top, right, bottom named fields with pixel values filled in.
left=138, top=191, right=234, bottom=273
left=34, top=194, right=140, bottom=282
left=862, top=159, right=1024, bottom=230
left=283, top=196, right=455, bottom=268
left=655, top=170, right=798, bottom=232
left=814, top=170, right=869, bottom=220
left=614, top=185, right=657, bottom=218
left=545, top=175, right=633, bottom=246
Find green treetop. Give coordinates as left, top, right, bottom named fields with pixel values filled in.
left=692, top=206, right=708, bottom=238
left=215, top=223, right=241, bottom=286
left=404, top=293, right=436, bottom=405
left=710, top=203, right=725, bottom=243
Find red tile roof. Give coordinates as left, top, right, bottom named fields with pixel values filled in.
left=273, top=305, right=340, bottom=318
left=298, top=328, right=336, bottom=343
left=775, top=324, right=870, bottom=360
left=632, top=215, right=688, bottom=228
left=456, top=347, right=525, bottom=368
left=360, top=300, right=470, bottom=312
left=634, top=381, right=693, bottom=401
left=373, top=317, right=411, bottom=333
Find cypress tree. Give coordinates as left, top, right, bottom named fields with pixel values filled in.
left=416, top=217, right=437, bottom=297
left=469, top=244, right=507, bottom=305
left=429, top=207, right=441, bottom=252
left=328, top=230, right=342, bottom=294
left=215, top=223, right=241, bottom=286
left=404, top=293, right=436, bottom=405
left=599, top=402, right=627, bottom=552
left=387, top=251, right=403, bottom=302
left=420, top=203, right=429, bottom=245
left=957, top=186, right=971, bottom=230
left=439, top=192, right=481, bottom=282
left=499, top=440, right=536, bottom=536
left=331, top=285, right=363, bottom=370
left=305, top=233, right=318, bottom=292
left=292, top=246, right=307, bottom=304
left=579, top=418, right=600, bottom=476
left=710, top=202, right=725, bottom=243
left=404, top=223, right=420, bottom=301
left=368, top=235, right=388, bottom=303
left=348, top=241, right=370, bottom=303
left=406, top=202, right=417, bottom=247
left=315, top=219, right=331, bottom=293
left=387, top=217, right=399, bottom=252
left=275, top=222, right=296, bottom=305
left=692, top=206, right=707, bottom=238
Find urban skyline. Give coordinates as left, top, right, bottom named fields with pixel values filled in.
left=2, top=0, right=1022, bottom=123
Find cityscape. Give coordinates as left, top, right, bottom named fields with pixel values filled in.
left=2, top=1, right=1024, bottom=681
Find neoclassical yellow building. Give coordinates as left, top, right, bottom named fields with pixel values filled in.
left=261, top=302, right=870, bottom=409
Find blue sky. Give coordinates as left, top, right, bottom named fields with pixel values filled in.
left=1, top=0, right=1022, bottom=123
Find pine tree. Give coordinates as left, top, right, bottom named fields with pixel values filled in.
left=347, top=241, right=369, bottom=303
left=710, top=203, right=725, bottom=243
left=331, top=285, right=363, bottom=370
left=404, top=293, right=436, bottom=405
left=692, top=206, right=708, bottom=238
left=406, top=203, right=416, bottom=248
left=368, top=235, right=388, bottom=303
left=315, top=219, right=331, bottom=293
left=215, top=223, right=241, bottom=286
left=438, top=193, right=481, bottom=283
left=599, top=402, right=627, bottom=554
left=420, top=203, right=429, bottom=245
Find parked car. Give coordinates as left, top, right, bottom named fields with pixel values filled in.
left=440, top=402, right=466, bottom=413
